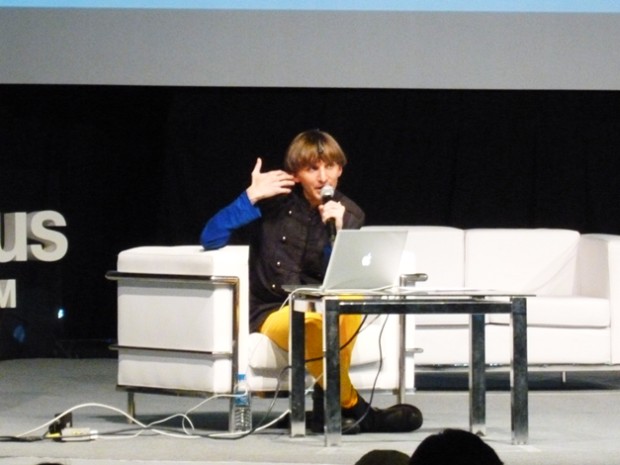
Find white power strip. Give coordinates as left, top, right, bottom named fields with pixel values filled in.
left=61, top=427, right=98, bottom=442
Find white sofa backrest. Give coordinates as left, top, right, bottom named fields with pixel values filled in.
left=465, top=228, right=580, bottom=295
left=577, top=234, right=617, bottom=299
left=363, top=226, right=465, bottom=289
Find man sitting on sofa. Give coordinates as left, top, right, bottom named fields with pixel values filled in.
left=200, top=129, right=422, bottom=434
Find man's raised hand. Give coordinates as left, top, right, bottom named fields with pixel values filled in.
left=246, top=158, right=295, bottom=204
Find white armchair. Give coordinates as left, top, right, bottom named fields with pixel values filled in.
left=106, top=245, right=249, bottom=416
left=107, top=244, right=411, bottom=416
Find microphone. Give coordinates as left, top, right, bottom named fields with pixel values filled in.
left=320, top=184, right=337, bottom=243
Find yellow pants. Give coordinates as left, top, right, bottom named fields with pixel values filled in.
left=259, top=305, right=362, bottom=408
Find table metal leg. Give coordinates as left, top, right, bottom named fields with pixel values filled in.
left=127, top=391, right=135, bottom=423
left=324, top=300, right=342, bottom=446
left=289, top=301, right=306, bottom=437
left=511, top=297, right=529, bottom=444
left=398, top=314, right=407, bottom=404
left=469, top=313, right=486, bottom=436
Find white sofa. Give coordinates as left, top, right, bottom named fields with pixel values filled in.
left=109, top=227, right=620, bottom=411
left=363, top=226, right=620, bottom=373
left=109, top=245, right=409, bottom=407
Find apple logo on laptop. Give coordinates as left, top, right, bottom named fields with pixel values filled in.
left=361, top=252, right=372, bottom=267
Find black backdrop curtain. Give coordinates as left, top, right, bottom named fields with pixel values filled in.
left=1, top=85, right=619, bottom=355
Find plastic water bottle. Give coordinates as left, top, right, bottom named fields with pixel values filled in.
left=231, top=373, right=252, bottom=433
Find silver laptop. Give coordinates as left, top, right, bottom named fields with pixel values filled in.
left=284, top=229, right=408, bottom=293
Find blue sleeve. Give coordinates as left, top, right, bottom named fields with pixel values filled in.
left=200, top=191, right=261, bottom=250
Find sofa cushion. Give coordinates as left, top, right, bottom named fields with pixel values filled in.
left=400, top=226, right=466, bottom=289
left=247, top=332, right=288, bottom=370
left=465, top=228, right=580, bottom=295
left=363, top=225, right=465, bottom=288
left=487, top=295, right=610, bottom=328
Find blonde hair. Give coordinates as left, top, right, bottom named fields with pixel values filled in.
left=284, top=129, right=347, bottom=173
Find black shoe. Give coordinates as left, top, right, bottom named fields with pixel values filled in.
left=342, top=394, right=423, bottom=433
left=311, top=384, right=361, bottom=435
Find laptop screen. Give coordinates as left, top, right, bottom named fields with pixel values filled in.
left=321, top=229, right=408, bottom=291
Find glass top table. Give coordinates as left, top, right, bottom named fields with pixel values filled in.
left=287, top=290, right=529, bottom=446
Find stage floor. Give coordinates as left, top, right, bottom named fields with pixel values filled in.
left=1, top=358, right=620, bottom=465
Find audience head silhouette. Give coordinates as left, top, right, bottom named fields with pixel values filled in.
left=409, top=429, right=503, bottom=465
left=355, top=449, right=410, bottom=465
